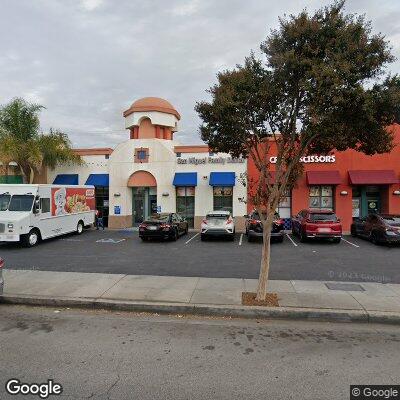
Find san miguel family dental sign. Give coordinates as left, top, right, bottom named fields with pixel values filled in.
left=269, top=155, right=336, bottom=164
left=177, top=156, right=245, bottom=165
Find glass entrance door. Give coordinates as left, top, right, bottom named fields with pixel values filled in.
left=132, top=187, right=157, bottom=225
left=176, top=187, right=195, bottom=228
left=133, top=187, right=146, bottom=225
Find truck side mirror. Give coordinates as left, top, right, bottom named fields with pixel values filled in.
left=33, top=199, right=40, bottom=214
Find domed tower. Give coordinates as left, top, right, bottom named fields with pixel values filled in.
left=123, top=97, right=180, bottom=140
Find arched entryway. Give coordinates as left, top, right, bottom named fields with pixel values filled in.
left=128, top=171, right=157, bottom=225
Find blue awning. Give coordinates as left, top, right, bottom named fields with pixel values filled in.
left=85, top=174, right=109, bottom=187
left=173, top=172, right=197, bottom=186
left=53, top=174, right=78, bottom=185
left=209, top=172, right=235, bottom=186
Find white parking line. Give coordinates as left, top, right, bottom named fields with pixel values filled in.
left=185, top=232, right=200, bottom=244
left=239, top=233, right=243, bottom=246
left=341, top=237, right=360, bottom=248
left=286, top=233, right=298, bottom=247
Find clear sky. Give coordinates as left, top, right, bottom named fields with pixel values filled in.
left=1, top=0, right=399, bottom=148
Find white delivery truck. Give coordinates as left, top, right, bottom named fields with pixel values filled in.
left=0, top=184, right=96, bottom=247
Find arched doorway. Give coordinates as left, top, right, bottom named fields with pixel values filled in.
left=128, top=171, right=157, bottom=225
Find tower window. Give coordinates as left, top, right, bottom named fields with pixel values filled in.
left=134, top=148, right=149, bottom=163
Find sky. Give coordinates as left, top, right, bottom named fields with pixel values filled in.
left=1, top=0, right=400, bottom=148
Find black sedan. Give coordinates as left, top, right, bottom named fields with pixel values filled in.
left=351, top=214, right=400, bottom=245
left=245, top=211, right=285, bottom=242
left=139, top=213, right=189, bottom=241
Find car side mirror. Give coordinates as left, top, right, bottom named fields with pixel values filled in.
left=337, top=218, right=341, bottom=222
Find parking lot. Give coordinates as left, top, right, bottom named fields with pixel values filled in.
left=0, top=228, right=399, bottom=283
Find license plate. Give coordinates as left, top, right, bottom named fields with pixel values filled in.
left=318, top=228, right=331, bottom=233
left=148, top=226, right=157, bottom=230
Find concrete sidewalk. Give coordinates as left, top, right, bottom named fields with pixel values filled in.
left=2, top=269, right=400, bottom=324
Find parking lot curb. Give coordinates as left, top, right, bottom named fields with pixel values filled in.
left=2, top=294, right=400, bottom=325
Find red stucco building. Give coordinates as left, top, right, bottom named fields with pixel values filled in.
left=247, top=124, right=400, bottom=233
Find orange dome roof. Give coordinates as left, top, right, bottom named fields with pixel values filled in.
left=123, top=97, right=180, bottom=120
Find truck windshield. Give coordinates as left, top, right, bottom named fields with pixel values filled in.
left=0, top=194, right=11, bottom=211
left=8, top=195, right=34, bottom=212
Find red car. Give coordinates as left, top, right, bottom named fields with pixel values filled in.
left=291, top=209, right=342, bottom=243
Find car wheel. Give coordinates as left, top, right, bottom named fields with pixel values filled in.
left=201, top=234, right=206, bottom=241
left=276, top=236, right=284, bottom=243
left=185, top=226, right=189, bottom=235
left=23, top=229, right=40, bottom=248
left=229, top=234, right=235, bottom=241
left=350, top=226, right=357, bottom=237
left=333, top=237, right=341, bottom=244
left=371, top=231, right=379, bottom=245
left=300, top=229, right=307, bottom=243
left=140, top=237, right=148, bottom=242
left=171, top=229, right=178, bottom=241
left=247, top=235, right=253, bottom=242
left=76, top=220, right=84, bottom=235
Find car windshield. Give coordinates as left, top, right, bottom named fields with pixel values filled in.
left=381, top=216, right=400, bottom=226
left=0, top=194, right=11, bottom=211
left=310, top=213, right=337, bottom=222
left=206, top=214, right=229, bottom=220
left=147, top=214, right=170, bottom=222
left=8, top=195, right=34, bottom=212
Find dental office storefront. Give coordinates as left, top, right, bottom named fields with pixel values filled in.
left=47, top=97, right=247, bottom=230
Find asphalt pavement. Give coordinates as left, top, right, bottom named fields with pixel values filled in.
left=0, top=305, right=399, bottom=400
left=0, top=229, right=399, bottom=283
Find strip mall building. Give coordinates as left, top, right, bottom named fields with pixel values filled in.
left=45, top=97, right=400, bottom=233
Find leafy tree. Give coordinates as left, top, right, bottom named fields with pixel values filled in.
left=196, top=1, right=400, bottom=301
left=0, top=98, right=82, bottom=183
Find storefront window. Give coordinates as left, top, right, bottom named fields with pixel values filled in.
left=309, top=186, right=333, bottom=210
left=95, top=186, right=109, bottom=226
left=213, top=187, right=233, bottom=213
left=176, top=187, right=195, bottom=228
left=277, top=189, right=291, bottom=218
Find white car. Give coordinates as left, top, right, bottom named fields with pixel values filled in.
left=201, top=210, right=235, bottom=241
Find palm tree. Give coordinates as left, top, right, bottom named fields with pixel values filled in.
left=0, top=98, right=81, bottom=183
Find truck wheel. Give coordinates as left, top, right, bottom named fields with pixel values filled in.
left=23, top=229, right=40, bottom=247
left=76, top=221, right=84, bottom=235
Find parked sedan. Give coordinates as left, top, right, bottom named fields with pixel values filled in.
left=0, top=257, right=4, bottom=295
left=201, top=210, right=235, bottom=241
left=292, top=209, right=342, bottom=243
left=245, top=211, right=285, bottom=242
left=139, top=213, right=188, bottom=241
left=351, top=214, right=400, bottom=245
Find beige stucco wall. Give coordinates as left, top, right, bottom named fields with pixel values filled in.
left=47, top=154, right=109, bottom=185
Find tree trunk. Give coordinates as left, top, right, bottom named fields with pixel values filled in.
left=29, top=166, right=35, bottom=184
left=255, top=219, right=273, bottom=301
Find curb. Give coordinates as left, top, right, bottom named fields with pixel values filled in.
left=1, top=294, right=400, bottom=325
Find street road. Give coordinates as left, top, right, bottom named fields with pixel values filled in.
left=1, top=229, right=399, bottom=283
left=0, top=305, right=399, bottom=399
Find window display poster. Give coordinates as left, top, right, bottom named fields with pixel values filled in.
left=321, top=196, right=333, bottom=208
left=309, top=197, right=320, bottom=208
left=176, top=187, right=186, bottom=197
left=321, top=186, right=333, bottom=196
left=309, top=186, right=320, bottom=196
left=352, top=199, right=360, bottom=217
left=213, top=187, right=232, bottom=196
